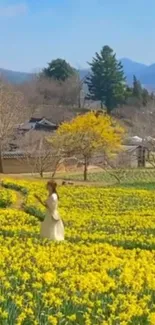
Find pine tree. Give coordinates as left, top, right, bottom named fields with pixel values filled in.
left=132, top=75, right=142, bottom=100
left=86, top=45, right=126, bottom=114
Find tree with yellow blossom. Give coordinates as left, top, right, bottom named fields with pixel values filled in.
left=50, top=111, right=124, bottom=180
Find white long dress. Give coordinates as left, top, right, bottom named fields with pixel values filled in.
left=40, top=193, right=64, bottom=241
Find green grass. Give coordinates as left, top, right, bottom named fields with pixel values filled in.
left=117, top=182, right=155, bottom=190
left=60, top=168, right=155, bottom=188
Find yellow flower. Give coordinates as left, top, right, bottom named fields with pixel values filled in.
left=67, top=314, right=77, bottom=322
left=1, top=311, right=8, bottom=319
left=2, top=177, right=155, bottom=324
left=149, top=312, right=155, bottom=325
left=16, top=312, right=26, bottom=324
left=43, top=271, right=56, bottom=285
left=48, top=315, right=58, bottom=325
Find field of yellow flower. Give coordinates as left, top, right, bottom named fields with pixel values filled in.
left=1, top=178, right=155, bottom=324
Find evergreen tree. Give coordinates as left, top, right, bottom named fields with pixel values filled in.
left=132, top=75, right=142, bottom=100
left=125, top=86, right=133, bottom=101
left=43, top=58, right=76, bottom=82
left=86, top=45, right=126, bottom=114
left=132, top=76, right=151, bottom=107
left=142, top=88, right=149, bottom=107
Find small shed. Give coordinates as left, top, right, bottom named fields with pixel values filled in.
left=121, top=145, right=149, bottom=168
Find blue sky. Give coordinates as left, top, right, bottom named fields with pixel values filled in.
left=0, top=0, right=155, bottom=72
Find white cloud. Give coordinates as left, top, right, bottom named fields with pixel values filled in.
left=0, top=3, right=28, bottom=17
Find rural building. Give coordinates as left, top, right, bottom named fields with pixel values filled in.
left=1, top=145, right=150, bottom=174
left=1, top=151, right=54, bottom=174
left=119, top=145, right=150, bottom=168
left=17, top=117, right=58, bottom=135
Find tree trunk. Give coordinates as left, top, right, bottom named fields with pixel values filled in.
left=137, top=146, right=146, bottom=168
left=51, top=158, right=61, bottom=178
left=105, top=97, right=113, bottom=115
left=0, top=146, right=3, bottom=174
left=78, top=92, right=81, bottom=109
left=142, top=147, right=146, bottom=168
left=40, top=170, right=43, bottom=178
left=84, top=157, right=88, bottom=181
left=107, top=107, right=111, bottom=115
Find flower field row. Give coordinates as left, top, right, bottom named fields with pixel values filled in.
left=0, top=188, right=16, bottom=208
left=1, top=179, right=155, bottom=324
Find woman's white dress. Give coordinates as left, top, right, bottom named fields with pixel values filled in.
left=40, top=193, right=64, bottom=241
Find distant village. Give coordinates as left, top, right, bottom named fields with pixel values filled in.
left=1, top=112, right=154, bottom=175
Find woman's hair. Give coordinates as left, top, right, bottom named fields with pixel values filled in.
left=47, top=180, right=59, bottom=198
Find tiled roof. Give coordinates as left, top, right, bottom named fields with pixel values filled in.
left=2, top=150, right=54, bottom=159
left=29, top=117, right=43, bottom=123
left=2, top=151, right=26, bottom=158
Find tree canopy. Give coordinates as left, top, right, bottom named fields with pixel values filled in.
left=50, top=111, right=124, bottom=180
left=43, top=58, right=76, bottom=82
left=86, top=46, right=126, bottom=114
left=125, top=75, right=152, bottom=107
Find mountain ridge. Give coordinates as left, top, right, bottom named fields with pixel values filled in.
left=1, top=59, right=155, bottom=90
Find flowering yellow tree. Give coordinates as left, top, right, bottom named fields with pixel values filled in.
left=51, top=111, right=124, bottom=180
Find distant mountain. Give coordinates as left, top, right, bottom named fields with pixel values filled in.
left=1, top=59, right=155, bottom=90
left=79, top=69, right=90, bottom=80
left=120, top=58, right=147, bottom=74
left=0, top=68, right=33, bottom=84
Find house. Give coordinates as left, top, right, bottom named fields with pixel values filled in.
left=17, top=117, right=58, bottom=134
left=8, top=117, right=58, bottom=153
left=125, top=136, right=143, bottom=145
left=34, top=117, right=58, bottom=131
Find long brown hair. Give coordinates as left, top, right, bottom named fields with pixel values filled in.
left=47, top=180, right=59, bottom=199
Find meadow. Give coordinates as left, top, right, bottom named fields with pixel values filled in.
left=61, top=168, right=155, bottom=187
left=1, top=177, right=155, bottom=324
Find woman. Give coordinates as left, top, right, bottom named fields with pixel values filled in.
left=35, top=180, right=64, bottom=241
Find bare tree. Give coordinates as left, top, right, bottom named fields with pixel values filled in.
left=114, top=104, right=155, bottom=138
left=18, top=130, right=63, bottom=177
left=18, top=75, right=87, bottom=123
left=17, top=75, right=42, bottom=116
left=0, top=80, right=29, bottom=173
left=60, top=74, right=86, bottom=108
left=37, top=74, right=86, bottom=109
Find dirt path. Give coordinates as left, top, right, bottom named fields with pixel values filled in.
left=12, top=191, right=24, bottom=210
left=0, top=180, right=24, bottom=211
